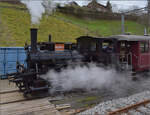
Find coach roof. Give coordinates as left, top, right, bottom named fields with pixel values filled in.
left=110, top=35, right=150, bottom=41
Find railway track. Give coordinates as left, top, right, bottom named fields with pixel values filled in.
left=106, top=99, right=150, bottom=115
left=0, top=90, right=27, bottom=105
left=0, top=89, right=51, bottom=105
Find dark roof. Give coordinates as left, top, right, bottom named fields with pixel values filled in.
left=110, top=35, right=150, bottom=41
left=68, top=1, right=79, bottom=6
left=87, top=0, right=106, bottom=9
left=77, top=35, right=150, bottom=42
left=76, top=36, right=106, bottom=40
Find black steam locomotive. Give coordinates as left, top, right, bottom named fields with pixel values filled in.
left=10, top=28, right=83, bottom=96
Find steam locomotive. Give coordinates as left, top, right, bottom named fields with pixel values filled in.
left=9, top=28, right=150, bottom=96
left=10, top=28, right=83, bottom=96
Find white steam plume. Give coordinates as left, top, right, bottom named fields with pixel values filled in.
left=42, top=63, right=123, bottom=94
left=21, top=0, right=58, bottom=24
left=42, top=62, right=150, bottom=97
left=21, top=0, right=45, bottom=24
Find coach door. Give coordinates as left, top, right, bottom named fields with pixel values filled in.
left=139, top=41, right=150, bottom=70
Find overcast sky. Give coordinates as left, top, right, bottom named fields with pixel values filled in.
left=21, top=0, right=148, bottom=23
left=75, top=0, right=147, bottom=9
left=53, top=0, right=148, bottom=10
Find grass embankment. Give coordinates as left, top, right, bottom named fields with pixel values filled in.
left=0, top=2, right=88, bottom=46
left=0, top=2, right=30, bottom=46
left=0, top=2, right=148, bottom=47
left=54, top=12, right=148, bottom=37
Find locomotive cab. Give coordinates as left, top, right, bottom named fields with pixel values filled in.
left=77, top=36, right=117, bottom=64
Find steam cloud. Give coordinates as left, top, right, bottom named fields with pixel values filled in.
left=21, top=0, right=57, bottom=24
left=21, top=0, right=45, bottom=24
left=42, top=63, right=127, bottom=94
left=41, top=62, right=150, bottom=96
left=20, top=0, right=80, bottom=24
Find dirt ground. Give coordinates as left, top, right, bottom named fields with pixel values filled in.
left=0, top=80, right=18, bottom=93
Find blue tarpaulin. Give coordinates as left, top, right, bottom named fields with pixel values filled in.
left=0, top=47, right=27, bottom=79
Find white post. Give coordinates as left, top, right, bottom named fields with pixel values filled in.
left=121, top=13, right=125, bottom=34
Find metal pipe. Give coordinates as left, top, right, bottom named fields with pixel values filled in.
left=49, top=34, right=51, bottom=42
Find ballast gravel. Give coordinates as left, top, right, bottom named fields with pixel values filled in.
left=77, top=91, right=150, bottom=115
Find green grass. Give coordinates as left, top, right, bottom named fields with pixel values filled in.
left=37, top=15, right=88, bottom=43
left=77, top=96, right=98, bottom=103
left=54, top=12, right=149, bottom=37
left=0, top=2, right=31, bottom=46
left=0, top=2, right=88, bottom=46
left=0, top=2, right=149, bottom=47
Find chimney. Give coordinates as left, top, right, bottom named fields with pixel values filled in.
left=30, top=28, right=37, bottom=52
left=49, top=35, right=51, bottom=42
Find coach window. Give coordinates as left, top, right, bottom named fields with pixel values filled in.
left=140, top=42, right=149, bottom=53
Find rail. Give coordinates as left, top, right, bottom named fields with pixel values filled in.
left=0, top=89, right=51, bottom=105
left=106, top=99, right=150, bottom=115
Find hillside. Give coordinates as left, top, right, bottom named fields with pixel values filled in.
left=0, top=2, right=89, bottom=47
left=0, top=2, right=148, bottom=47
left=54, top=12, right=148, bottom=37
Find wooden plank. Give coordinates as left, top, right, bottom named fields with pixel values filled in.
left=0, top=98, right=62, bottom=115
left=56, top=104, right=71, bottom=110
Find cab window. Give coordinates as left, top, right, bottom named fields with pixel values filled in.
left=140, top=42, right=149, bottom=53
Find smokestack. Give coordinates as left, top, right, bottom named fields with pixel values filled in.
left=30, top=28, right=37, bottom=52
left=49, top=35, right=51, bottom=42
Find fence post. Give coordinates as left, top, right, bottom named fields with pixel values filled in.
left=121, top=13, right=125, bottom=34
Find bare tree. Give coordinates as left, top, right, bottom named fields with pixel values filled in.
left=106, top=0, right=112, bottom=12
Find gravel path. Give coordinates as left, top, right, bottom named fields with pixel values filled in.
left=78, top=91, right=150, bottom=115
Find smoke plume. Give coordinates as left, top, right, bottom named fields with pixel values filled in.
left=41, top=63, right=150, bottom=97
left=42, top=62, right=150, bottom=96
left=21, top=0, right=57, bottom=24
left=42, top=63, right=126, bottom=93
left=21, top=0, right=44, bottom=24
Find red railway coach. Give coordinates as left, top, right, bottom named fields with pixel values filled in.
left=77, top=34, right=150, bottom=73
left=111, top=35, right=150, bottom=73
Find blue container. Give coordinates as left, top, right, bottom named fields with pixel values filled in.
left=0, top=47, right=27, bottom=79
